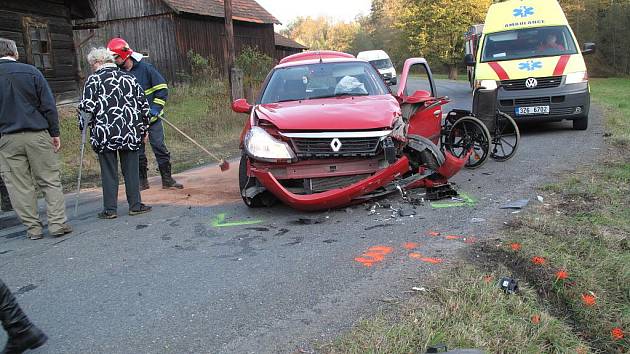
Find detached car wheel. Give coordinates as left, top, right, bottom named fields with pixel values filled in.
left=238, top=155, right=276, bottom=208
left=572, top=115, right=588, bottom=130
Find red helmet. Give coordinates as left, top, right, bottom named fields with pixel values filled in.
left=107, top=38, right=133, bottom=61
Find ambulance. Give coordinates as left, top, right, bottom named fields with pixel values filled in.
left=465, top=0, right=595, bottom=130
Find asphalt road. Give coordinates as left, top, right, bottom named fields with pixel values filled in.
left=0, top=79, right=604, bottom=353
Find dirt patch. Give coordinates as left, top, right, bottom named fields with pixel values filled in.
left=140, top=164, right=240, bottom=206
left=82, top=163, right=241, bottom=207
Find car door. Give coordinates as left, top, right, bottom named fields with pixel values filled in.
left=396, top=58, right=441, bottom=143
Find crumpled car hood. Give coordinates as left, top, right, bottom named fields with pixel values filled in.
left=255, top=95, right=401, bottom=131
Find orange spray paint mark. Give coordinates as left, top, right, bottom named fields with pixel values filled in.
left=555, top=270, right=569, bottom=280
left=531, top=256, right=546, bottom=265
left=531, top=314, right=541, bottom=325
left=404, top=242, right=419, bottom=250
left=482, top=275, right=493, bottom=283
left=581, top=293, right=596, bottom=306
left=409, top=253, right=442, bottom=264
left=510, top=242, right=522, bottom=251
left=464, top=236, right=478, bottom=244
left=427, top=231, right=441, bottom=237
left=354, top=246, right=393, bottom=267
left=611, top=327, right=624, bottom=340
left=444, top=235, right=462, bottom=240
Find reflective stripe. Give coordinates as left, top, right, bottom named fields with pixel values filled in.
left=150, top=116, right=159, bottom=124
left=488, top=62, right=509, bottom=80
left=553, top=55, right=571, bottom=76
left=153, top=98, right=166, bottom=106
left=145, top=83, right=168, bottom=95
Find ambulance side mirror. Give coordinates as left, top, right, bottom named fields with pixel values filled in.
left=464, top=54, right=476, bottom=66
left=582, top=43, right=596, bottom=55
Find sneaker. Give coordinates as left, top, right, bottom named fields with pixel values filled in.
left=97, top=211, right=118, bottom=220
left=129, top=204, right=152, bottom=216
left=26, top=232, right=43, bottom=240
left=50, top=223, right=73, bottom=237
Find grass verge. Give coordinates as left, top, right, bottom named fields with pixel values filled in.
left=57, top=79, right=244, bottom=191
left=324, top=79, right=630, bottom=353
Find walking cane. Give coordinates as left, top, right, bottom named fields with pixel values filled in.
left=74, top=111, right=92, bottom=217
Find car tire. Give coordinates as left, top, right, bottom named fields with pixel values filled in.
left=238, top=155, right=276, bottom=208
left=572, top=115, right=588, bottom=130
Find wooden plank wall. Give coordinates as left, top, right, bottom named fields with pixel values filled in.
left=174, top=16, right=275, bottom=79
left=1, top=0, right=81, bottom=102
left=91, top=0, right=172, bottom=22
left=75, top=14, right=179, bottom=83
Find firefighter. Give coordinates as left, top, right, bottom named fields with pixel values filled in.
left=106, top=38, right=183, bottom=190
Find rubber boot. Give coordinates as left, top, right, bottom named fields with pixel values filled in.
left=139, top=167, right=150, bottom=191
left=0, top=176, right=11, bottom=212
left=158, top=162, right=183, bottom=189
left=0, top=280, right=47, bottom=354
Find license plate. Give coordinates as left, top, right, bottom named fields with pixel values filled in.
left=515, top=106, right=550, bottom=115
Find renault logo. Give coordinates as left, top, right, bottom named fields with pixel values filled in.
left=330, top=138, right=342, bottom=152
left=525, top=77, right=538, bottom=89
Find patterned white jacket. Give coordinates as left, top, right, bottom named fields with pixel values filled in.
left=78, top=65, right=150, bottom=153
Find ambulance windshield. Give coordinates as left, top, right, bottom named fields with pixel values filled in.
left=481, top=26, right=577, bottom=62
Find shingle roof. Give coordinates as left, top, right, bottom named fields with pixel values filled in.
left=162, top=0, right=280, bottom=24
left=274, top=33, right=308, bottom=49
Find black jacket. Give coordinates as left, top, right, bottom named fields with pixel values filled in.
left=0, top=59, right=59, bottom=137
left=78, top=65, right=150, bottom=153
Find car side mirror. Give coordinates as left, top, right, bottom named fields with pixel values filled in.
left=232, top=98, right=252, bottom=114
left=582, top=42, right=596, bottom=55
left=464, top=54, right=476, bottom=66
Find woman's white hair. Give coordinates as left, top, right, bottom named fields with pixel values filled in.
left=86, top=47, right=115, bottom=66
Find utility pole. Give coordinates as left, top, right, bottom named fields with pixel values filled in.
left=224, top=0, right=237, bottom=100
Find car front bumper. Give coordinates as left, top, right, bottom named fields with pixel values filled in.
left=497, top=82, right=590, bottom=122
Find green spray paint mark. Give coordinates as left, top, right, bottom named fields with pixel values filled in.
left=211, top=213, right=263, bottom=228
left=430, top=192, right=476, bottom=209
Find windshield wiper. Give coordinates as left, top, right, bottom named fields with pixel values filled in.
left=310, top=92, right=369, bottom=99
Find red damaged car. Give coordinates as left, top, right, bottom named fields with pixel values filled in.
left=231, top=51, right=472, bottom=211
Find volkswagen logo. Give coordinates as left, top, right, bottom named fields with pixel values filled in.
left=525, top=77, right=538, bottom=89
left=330, top=138, right=342, bottom=152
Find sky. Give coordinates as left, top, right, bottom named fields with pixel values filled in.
left=255, top=0, right=372, bottom=28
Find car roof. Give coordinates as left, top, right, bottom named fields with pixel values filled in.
left=276, top=51, right=363, bottom=68
left=357, top=50, right=390, bottom=61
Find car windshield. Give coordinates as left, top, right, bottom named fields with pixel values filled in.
left=260, top=61, right=389, bottom=104
left=481, top=26, right=578, bottom=62
left=369, top=58, right=393, bottom=70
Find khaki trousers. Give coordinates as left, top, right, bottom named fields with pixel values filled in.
left=0, top=131, right=67, bottom=235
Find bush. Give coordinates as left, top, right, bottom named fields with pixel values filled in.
left=235, top=46, right=273, bottom=88
left=187, top=50, right=220, bottom=83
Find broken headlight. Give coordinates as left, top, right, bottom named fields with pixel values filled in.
left=244, top=126, right=296, bottom=162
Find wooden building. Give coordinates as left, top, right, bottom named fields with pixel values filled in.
left=1, top=0, right=95, bottom=103
left=75, top=0, right=279, bottom=83
left=274, top=33, right=307, bottom=62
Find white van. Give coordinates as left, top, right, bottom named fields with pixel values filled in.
left=357, top=50, right=397, bottom=85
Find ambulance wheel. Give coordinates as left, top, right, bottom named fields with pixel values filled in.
left=239, top=155, right=276, bottom=208
left=572, top=115, right=588, bottom=130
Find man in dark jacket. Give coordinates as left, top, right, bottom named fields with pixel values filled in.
left=107, top=38, right=183, bottom=191
left=0, top=38, right=72, bottom=239
left=79, top=47, right=152, bottom=219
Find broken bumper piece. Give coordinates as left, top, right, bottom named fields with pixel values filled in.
left=251, top=157, right=411, bottom=211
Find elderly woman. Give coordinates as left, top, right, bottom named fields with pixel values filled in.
left=78, top=48, right=152, bottom=219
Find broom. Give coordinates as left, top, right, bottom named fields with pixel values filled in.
left=160, top=117, right=230, bottom=171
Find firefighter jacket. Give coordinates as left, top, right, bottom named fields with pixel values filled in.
left=128, top=58, right=168, bottom=124
left=78, top=65, right=150, bottom=153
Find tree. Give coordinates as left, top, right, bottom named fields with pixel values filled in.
left=396, top=0, right=491, bottom=79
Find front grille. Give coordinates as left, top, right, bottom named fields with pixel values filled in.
left=550, top=107, right=581, bottom=116
left=501, top=76, right=562, bottom=91
left=307, top=174, right=370, bottom=193
left=291, top=137, right=382, bottom=157
left=514, top=97, right=551, bottom=105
